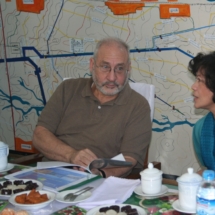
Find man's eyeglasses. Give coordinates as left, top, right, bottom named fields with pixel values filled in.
left=95, top=63, right=128, bottom=76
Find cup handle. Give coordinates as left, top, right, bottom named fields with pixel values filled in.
left=7, top=147, right=9, bottom=156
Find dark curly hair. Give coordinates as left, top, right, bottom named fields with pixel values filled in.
left=188, top=51, right=215, bottom=103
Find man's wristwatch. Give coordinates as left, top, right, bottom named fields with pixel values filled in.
left=98, top=169, right=106, bottom=178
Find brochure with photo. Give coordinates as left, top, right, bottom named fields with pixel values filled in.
left=5, top=167, right=99, bottom=192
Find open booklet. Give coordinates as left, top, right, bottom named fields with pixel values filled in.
left=5, top=166, right=99, bottom=193
left=37, top=159, right=132, bottom=174
left=36, top=153, right=133, bottom=174
left=5, top=154, right=132, bottom=192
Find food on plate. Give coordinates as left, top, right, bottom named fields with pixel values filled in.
left=55, top=205, right=87, bottom=215
left=0, top=180, right=39, bottom=195
left=0, top=208, right=15, bottom=215
left=15, top=189, right=49, bottom=204
left=96, top=205, right=139, bottom=215
left=0, top=208, right=29, bottom=215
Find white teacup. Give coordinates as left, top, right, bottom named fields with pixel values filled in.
left=140, top=163, right=163, bottom=194
left=177, top=168, right=202, bottom=211
left=0, top=141, right=9, bottom=171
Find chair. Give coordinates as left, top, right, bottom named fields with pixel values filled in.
left=129, top=82, right=155, bottom=121
left=162, top=173, right=178, bottom=186
left=125, top=82, right=161, bottom=179
left=9, top=151, right=43, bottom=166
left=128, top=82, right=179, bottom=185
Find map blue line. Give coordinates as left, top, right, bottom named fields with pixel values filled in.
left=0, top=46, right=193, bottom=108
left=51, top=57, right=63, bottom=80
left=47, top=0, right=64, bottom=54
left=130, top=47, right=193, bottom=58
left=9, top=46, right=193, bottom=61
left=156, top=95, right=172, bottom=107
left=18, top=77, right=44, bottom=104
left=84, top=73, right=92, bottom=78
left=0, top=83, right=44, bottom=126
left=151, top=24, right=215, bottom=50
left=0, top=55, right=46, bottom=105
left=152, top=117, right=195, bottom=132
left=22, top=47, right=43, bottom=58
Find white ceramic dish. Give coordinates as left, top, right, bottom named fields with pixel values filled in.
left=0, top=164, right=14, bottom=173
left=172, top=199, right=196, bottom=214
left=140, top=163, right=163, bottom=194
left=134, top=184, right=168, bottom=197
left=86, top=204, right=147, bottom=215
left=56, top=189, right=92, bottom=203
left=0, top=179, right=43, bottom=199
left=9, top=190, right=55, bottom=211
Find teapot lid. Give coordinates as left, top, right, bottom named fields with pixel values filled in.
left=140, top=163, right=163, bottom=179
left=177, top=168, right=202, bottom=184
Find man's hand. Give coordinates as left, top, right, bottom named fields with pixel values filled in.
left=70, top=148, right=98, bottom=167
left=90, top=168, right=100, bottom=175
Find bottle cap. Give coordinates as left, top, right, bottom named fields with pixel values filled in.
left=203, top=170, right=215, bottom=181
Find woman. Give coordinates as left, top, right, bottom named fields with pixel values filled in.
left=188, top=51, right=215, bottom=171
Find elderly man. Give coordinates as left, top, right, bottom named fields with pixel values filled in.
left=33, top=37, right=151, bottom=178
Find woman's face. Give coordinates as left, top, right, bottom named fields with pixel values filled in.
left=191, top=71, right=214, bottom=111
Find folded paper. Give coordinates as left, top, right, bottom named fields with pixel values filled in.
left=78, top=176, right=140, bottom=210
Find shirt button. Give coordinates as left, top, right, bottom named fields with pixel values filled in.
left=98, top=106, right=101, bottom=109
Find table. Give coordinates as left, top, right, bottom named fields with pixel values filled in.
left=1, top=182, right=191, bottom=215
left=3, top=179, right=105, bottom=215
left=0, top=165, right=193, bottom=215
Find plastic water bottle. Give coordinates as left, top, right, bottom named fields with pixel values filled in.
left=196, top=170, right=215, bottom=215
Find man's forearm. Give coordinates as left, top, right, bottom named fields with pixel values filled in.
left=32, top=126, right=76, bottom=163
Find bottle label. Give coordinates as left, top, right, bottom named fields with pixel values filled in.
left=197, top=197, right=215, bottom=215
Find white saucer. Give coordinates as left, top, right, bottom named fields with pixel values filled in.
left=134, top=184, right=168, bottom=197
left=172, top=200, right=196, bottom=214
left=56, top=189, right=92, bottom=204
left=0, top=164, right=14, bottom=173
left=9, top=190, right=55, bottom=211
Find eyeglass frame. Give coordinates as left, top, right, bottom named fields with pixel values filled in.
left=93, top=60, right=130, bottom=76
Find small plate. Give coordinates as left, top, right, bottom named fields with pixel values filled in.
left=56, top=189, right=92, bottom=203
left=9, top=190, right=55, bottom=211
left=0, top=164, right=14, bottom=173
left=0, top=179, right=43, bottom=199
left=86, top=204, right=146, bottom=215
left=134, top=185, right=168, bottom=197
left=172, top=199, right=196, bottom=214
